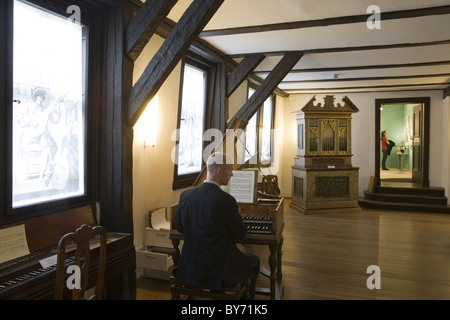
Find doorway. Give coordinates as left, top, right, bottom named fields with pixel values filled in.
left=375, top=97, right=430, bottom=187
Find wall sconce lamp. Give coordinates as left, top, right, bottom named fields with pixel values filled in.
left=135, top=95, right=159, bottom=148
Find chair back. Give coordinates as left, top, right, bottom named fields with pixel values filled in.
left=54, top=224, right=107, bottom=300
left=262, top=175, right=280, bottom=195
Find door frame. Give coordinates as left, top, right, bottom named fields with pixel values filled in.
left=374, top=97, right=430, bottom=187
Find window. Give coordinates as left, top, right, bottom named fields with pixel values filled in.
left=11, top=0, right=86, bottom=208
left=173, top=56, right=211, bottom=189
left=260, top=96, right=274, bottom=164
left=177, top=63, right=206, bottom=176
left=245, top=88, right=258, bottom=163
left=242, top=86, right=275, bottom=167
left=0, top=0, right=99, bottom=222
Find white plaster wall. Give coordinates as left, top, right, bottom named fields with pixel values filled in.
left=132, top=35, right=184, bottom=253
left=281, top=90, right=446, bottom=198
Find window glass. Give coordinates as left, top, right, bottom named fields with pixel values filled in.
left=245, top=88, right=258, bottom=162
left=12, top=0, right=86, bottom=208
left=177, top=63, right=206, bottom=175
left=260, top=97, right=273, bottom=163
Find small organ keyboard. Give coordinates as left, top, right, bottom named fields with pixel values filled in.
left=242, top=216, right=274, bottom=235
left=238, top=198, right=284, bottom=238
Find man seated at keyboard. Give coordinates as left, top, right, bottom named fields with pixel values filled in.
left=175, top=152, right=260, bottom=299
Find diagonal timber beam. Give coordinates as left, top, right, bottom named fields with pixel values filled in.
left=193, top=52, right=303, bottom=187
left=227, top=54, right=265, bottom=97
left=127, top=0, right=224, bottom=127
left=228, top=52, right=304, bottom=127
left=126, top=0, right=178, bottom=61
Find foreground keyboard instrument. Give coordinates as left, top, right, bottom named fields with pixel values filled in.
left=0, top=204, right=135, bottom=300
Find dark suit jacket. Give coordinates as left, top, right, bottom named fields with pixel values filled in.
left=175, top=182, right=248, bottom=290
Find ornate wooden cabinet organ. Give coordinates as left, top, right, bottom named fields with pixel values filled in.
left=290, top=95, right=360, bottom=214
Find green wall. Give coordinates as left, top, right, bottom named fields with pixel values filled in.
left=380, top=104, right=413, bottom=170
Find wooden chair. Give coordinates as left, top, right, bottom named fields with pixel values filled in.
left=261, top=175, right=280, bottom=197
left=170, top=270, right=250, bottom=300
left=54, top=224, right=107, bottom=300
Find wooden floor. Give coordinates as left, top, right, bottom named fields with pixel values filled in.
left=137, top=199, right=450, bottom=300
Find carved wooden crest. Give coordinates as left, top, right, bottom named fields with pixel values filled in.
left=300, top=95, right=359, bottom=113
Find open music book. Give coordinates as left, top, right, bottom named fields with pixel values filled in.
left=222, top=170, right=258, bottom=204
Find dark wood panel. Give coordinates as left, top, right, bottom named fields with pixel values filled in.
left=0, top=203, right=97, bottom=253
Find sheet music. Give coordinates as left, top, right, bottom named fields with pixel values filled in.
left=0, top=225, right=30, bottom=264
left=229, top=170, right=257, bottom=203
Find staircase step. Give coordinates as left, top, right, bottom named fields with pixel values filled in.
left=364, top=191, right=448, bottom=205
left=376, top=186, right=445, bottom=197
left=359, top=197, right=450, bottom=213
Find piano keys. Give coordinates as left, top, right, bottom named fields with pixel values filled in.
left=239, top=198, right=284, bottom=238
left=0, top=203, right=136, bottom=300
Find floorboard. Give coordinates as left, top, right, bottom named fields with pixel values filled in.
left=136, top=199, right=450, bottom=300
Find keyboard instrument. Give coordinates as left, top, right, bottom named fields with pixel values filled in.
left=0, top=203, right=135, bottom=300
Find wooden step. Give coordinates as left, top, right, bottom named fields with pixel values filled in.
left=364, top=191, right=448, bottom=205
left=359, top=197, right=450, bottom=213
left=376, top=186, right=445, bottom=197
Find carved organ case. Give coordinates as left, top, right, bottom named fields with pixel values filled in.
left=291, top=95, right=360, bottom=213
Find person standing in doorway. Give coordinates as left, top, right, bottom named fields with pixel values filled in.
left=381, top=130, right=390, bottom=170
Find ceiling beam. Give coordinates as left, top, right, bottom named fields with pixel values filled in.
left=255, top=60, right=450, bottom=74
left=229, top=40, right=450, bottom=58
left=227, top=54, right=265, bottom=97
left=280, top=73, right=450, bottom=84
left=229, top=52, right=303, bottom=127
left=285, top=82, right=449, bottom=93
left=125, top=0, right=177, bottom=61
left=200, top=5, right=450, bottom=37
left=127, top=0, right=224, bottom=127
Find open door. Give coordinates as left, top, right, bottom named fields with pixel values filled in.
left=375, top=97, right=430, bottom=187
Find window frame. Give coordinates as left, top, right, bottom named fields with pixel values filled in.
left=172, top=53, right=215, bottom=190
left=0, top=0, right=100, bottom=224
left=242, top=84, right=276, bottom=168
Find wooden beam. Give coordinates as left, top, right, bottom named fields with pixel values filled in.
left=229, top=40, right=450, bottom=58
left=255, top=60, right=450, bottom=74
left=127, top=0, right=224, bottom=127
left=444, top=85, right=450, bottom=99
left=280, top=73, right=450, bottom=84
left=200, top=5, right=450, bottom=37
left=125, top=0, right=177, bottom=61
left=154, top=18, right=289, bottom=98
left=288, top=82, right=449, bottom=93
left=192, top=52, right=302, bottom=187
left=0, top=0, right=12, bottom=214
left=229, top=52, right=303, bottom=125
left=100, top=5, right=134, bottom=233
left=227, top=54, right=265, bottom=97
